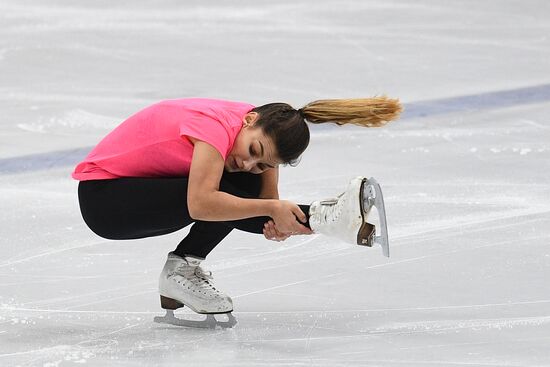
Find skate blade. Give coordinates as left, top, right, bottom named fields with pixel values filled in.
left=154, top=310, right=237, bottom=329
left=357, top=178, right=375, bottom=247
left=362, top=177, right=390, bottom=257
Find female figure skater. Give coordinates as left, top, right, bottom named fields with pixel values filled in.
left=73, top=97, right=401, bottom=316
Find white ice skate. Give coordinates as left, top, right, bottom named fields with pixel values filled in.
left=309, top=176, right=390, bottom=257
left=154, top=252, right=237, bottom=329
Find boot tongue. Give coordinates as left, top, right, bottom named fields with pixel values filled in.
left=184, top=256, right=202, bottom=267
left=184, top=257, right=214, bottom=282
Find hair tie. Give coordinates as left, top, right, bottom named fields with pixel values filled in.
left=297, top=108, right=305, bottom=118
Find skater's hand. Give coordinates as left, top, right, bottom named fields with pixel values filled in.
left=269, top=200, right=313, bottom=235
left=263, top=220, right=291, bottom=242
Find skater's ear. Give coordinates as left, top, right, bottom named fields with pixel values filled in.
left=242, top=112, right=259, bottom=128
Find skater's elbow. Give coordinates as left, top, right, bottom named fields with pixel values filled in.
left=187, top=200, right=204, bottom=220
left=187, top=192, right=218, bottom=220
left=187, top=197, right=205, bottom=220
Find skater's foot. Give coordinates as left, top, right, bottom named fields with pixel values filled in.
left=158, top=253, right=233, bottom=314
left=309, top=176, right=371, bottom=245
left=309, top=176, right=389, bottom=256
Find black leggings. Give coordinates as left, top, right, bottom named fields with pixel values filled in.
left=77, top=171, right=311, bottom=259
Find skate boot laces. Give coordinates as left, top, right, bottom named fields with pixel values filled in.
left=175, top=263, right=221, bottom=294
left=317, top=192, right=345, bottom=223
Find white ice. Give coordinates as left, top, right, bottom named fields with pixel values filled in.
left=1, top=1, right=550, bottom=366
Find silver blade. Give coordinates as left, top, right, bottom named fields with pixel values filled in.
left=365, top=177, right=390, bottom=257
left=154, top=310, right=238, bottom=329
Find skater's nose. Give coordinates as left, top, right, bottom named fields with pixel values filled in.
left=242, top=159, right=256, bottom=172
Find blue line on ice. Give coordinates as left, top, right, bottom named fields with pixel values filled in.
left=402, top=83, right=550, bottom=119
left=2, top=83, right=550, bottom=174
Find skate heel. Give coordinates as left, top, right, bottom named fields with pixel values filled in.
left=160, top=295, right=184, bottom=310
left=357, top=222, right=375, bottom=247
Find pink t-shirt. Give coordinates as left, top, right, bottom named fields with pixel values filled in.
left=72, top=98, right=255, bottom=181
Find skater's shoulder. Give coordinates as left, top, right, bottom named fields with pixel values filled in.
left=156, top=97, right=255, bottom=110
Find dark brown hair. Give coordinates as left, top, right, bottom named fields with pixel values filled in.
left=253, top=97, right=402, bottom=166
left=251, top=103, right=308, bottom=166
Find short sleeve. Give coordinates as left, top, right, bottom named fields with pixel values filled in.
left=179, top=112, right=231, bottom=160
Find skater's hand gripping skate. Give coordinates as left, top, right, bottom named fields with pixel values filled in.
left=263, top=220, right=291, bottom=242
left=269, top=200, right=313, bottom=235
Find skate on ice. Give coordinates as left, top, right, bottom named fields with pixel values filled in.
left=309, top=176, right=390, bottom=257
left=154, top=252, right=237, bottom=329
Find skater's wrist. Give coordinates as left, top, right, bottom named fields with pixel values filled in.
left=265, top=199, right=279, bottom=217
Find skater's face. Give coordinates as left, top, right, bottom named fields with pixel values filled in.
left=225, top=112, right=282, bottom=174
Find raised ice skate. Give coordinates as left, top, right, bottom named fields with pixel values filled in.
left=155, top=253, right=237, bottom=328
left=309, top=176, right=390, bottom=257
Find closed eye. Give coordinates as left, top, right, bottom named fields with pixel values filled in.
left=250, top=142, right=275, bottom=170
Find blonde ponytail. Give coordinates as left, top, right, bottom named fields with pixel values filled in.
left=300, top=96, right=402, bottom=127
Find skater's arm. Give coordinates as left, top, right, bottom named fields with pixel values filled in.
left=187, top=141, right=310, bottom=234
left=259, top=167, right=279, bottom=199
left=186, top=141, right=273, bottom=216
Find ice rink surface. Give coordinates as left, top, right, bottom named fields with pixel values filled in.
left=1, top=0, right=550, bottom=366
